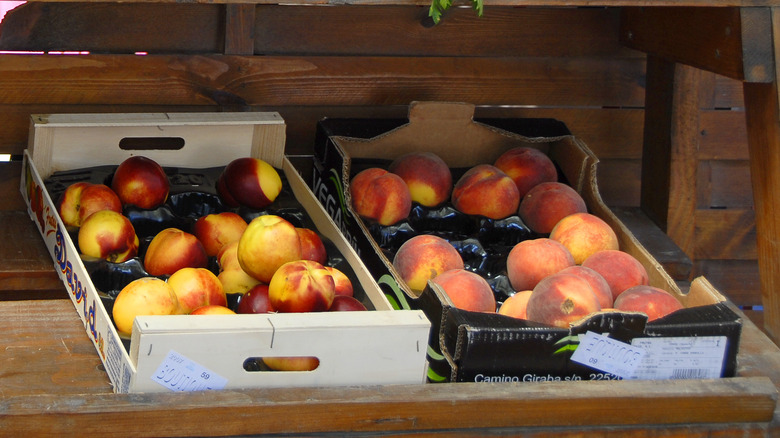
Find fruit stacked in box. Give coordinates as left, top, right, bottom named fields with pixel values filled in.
left=349, top=148, right=681, bottom=328
left=45, top=155, right=369, bottom=372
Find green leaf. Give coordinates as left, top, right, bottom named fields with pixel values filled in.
left=428, top=0, right=483, bottom=24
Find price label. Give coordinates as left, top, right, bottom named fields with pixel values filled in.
left=630, top=336, right=727, bottom=380
left=571, top=331, right=645, bottom=379
left=152, top=350, right=228, bottom=392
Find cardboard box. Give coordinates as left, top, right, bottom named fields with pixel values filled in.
left=311, top=101, right=742, bottom=383
left=20, top=112, right=431, bottom=393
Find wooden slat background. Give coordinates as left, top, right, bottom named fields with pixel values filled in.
left=0, top=3, right=760, bottom=315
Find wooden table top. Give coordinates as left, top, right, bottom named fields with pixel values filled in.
left=1, top=160, right=779, bottom=436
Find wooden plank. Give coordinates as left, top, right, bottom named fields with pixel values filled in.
left=697, top=160, right=753, bottom=208
left=620, top=7, right=773, bottom=82
left=611, top=206, right=692, bottom=280
left=11, top=0, right=780, bottom=7
left=694, top=208, right=757, bottom=260
left=0, top=53, right=648, bottom=107
left=254, top=6, right=638, bottom=57
left=666, top=63, right=701, bottom=258
left=0, top=298, right=777, bottom=436
left=639, top=55, right=674, bottom=229
left=0, top=2, right=222, bottom=53
left=225, top=4, right=255, bottom=55
left=596, top=158, right=642, bottom=206
left=694, top=259, right=761, bottom=307
left=699, top=109, right=750, bottom=160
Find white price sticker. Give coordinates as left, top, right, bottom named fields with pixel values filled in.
left=630, top=336, right=727, bottom=380
left=152, top=350, right=228, bottom=392
left=571, top=331, right=645, bottom=379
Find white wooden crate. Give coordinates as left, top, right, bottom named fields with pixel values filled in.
left=20, top=112, right=431, bottom=393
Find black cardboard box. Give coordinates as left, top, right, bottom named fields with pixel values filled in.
left=310, top=101, right=742, bottom=383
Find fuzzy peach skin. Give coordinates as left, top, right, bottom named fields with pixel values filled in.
left=58, top=182, right=122, bottom=228
left=526, top=272, right=601, bottom=328
left=193, top=212, right=248, bottom=257
left=582, top=249, right=649, bottom=301
left=144, top=228, right=209, bottom=277
left=297, top=227, right=328, bottom=265
left=392, top=234, right=464, bottom=293
left=518, top=182, right=587, bottom=234
left=430, top=268, right=496, bottom=313
left=350, top=167, right=412, bottom=226
left=111, top=155, right=169, bottom=209
left=506, top=238, right=575, bottom=292
left=451, top=164, right=520, bottom=220
left=77, top=210, right=140, bottom=263
left=217, top=157, right=282, bottom=209
left=112, top=277, right=180, bottom=336
left=549, top=212, right=619, bottom=264
left=237, top=214, right=303, bottom=283
left=614, top=285, right=683, bottom=321
left=494, top=147, right=558, bottom=199
left=558, top=265, right=613, bottom=309
left=268, top=260, right=335, bottom=313
left=167, top=267, right=227, bottom=314
left=388, top=152, right=453, bottom=207
left=498, top=290, right=532, bottom=319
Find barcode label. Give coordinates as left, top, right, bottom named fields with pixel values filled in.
left=630, top=336, right=727, bottom=380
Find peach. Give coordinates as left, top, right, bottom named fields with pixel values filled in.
left=329, top=295, right=368, bottom=311
left=549, top=212, right=619, bottom=264
left=112, top=277, right=180, bottom=336
left=297, top=227, right=328, bottom=265
left=236, top=284, right=274, bottom=314
left=192, top=212, right=247, bottom=257
left=430, top=268, right=496, bottom=313
left=77, top=210, right=140, bottom=263
left=582, top=250, right=650, bottom=301
left=506, top=238, right=575, bottom=292
left=144, top=228, right=209, bottom=277
left=217, top=157, right=282, bottom=209
left=167, top=267, right=227, bottom=314
left=558, top=265, right=613, bottom=309
left=190, top=305, right=236, bottom=315
left=498, top=290, right=532, bottom=319
left=451, top=164, right=520, bottom=220
left=388, top=152, right=453, bottom=207
left=392, top=234, right=464, bottom=293
left=324, top=266, right=353, bottom=297
left=350, top=167, right=412, bottom=226
left=111, top=155, right=169, bottom=209
left=262, top=356, right=319, bottom=372
left=237, top=214, right=303, bottom=283
left=526, top=272, right=601, bottom=328
left=614, top=285, right=684, bottom=321
left=216, top=241, right=263, bottom=295
left=58, top=182, right=122, bottom=228
left=494, top=147, right=558, bottom=198
left=268, top=260, right=335, bottom=313
left=518, top=182, right=587, bottom=234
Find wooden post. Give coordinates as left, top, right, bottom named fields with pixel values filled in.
left=225, top=4, right=256, bottom=56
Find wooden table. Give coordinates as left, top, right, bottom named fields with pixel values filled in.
left=3, top=1, right=780, bottom=435
left=1, top=157, right=780, bottom=436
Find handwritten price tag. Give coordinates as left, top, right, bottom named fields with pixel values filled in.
left=571, top=331, right=645, bottom=379
left=152, top=350, right=228, bottom=392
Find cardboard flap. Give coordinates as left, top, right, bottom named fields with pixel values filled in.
left=334, top=101, right=565, bottom=168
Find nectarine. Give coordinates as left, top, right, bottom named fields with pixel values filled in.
left=193, top=212, right=248, bottom=257
left=111, top=156, right=169, bottom=209
left=217, top=157, right=282, bottom=209
left=112, top=277, right=180, bottom=336
left=77, top=210, right=140, bottom=263
left=268, top=260, right=335, bottom=313
left=144, top=228, right=209, bottom=277
left=237, top=214, right=302, bottom=283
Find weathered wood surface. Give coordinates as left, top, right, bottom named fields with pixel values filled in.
left=0, top=2, right=765, bottom=335
left=0, top=298, right=777, bottom=436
